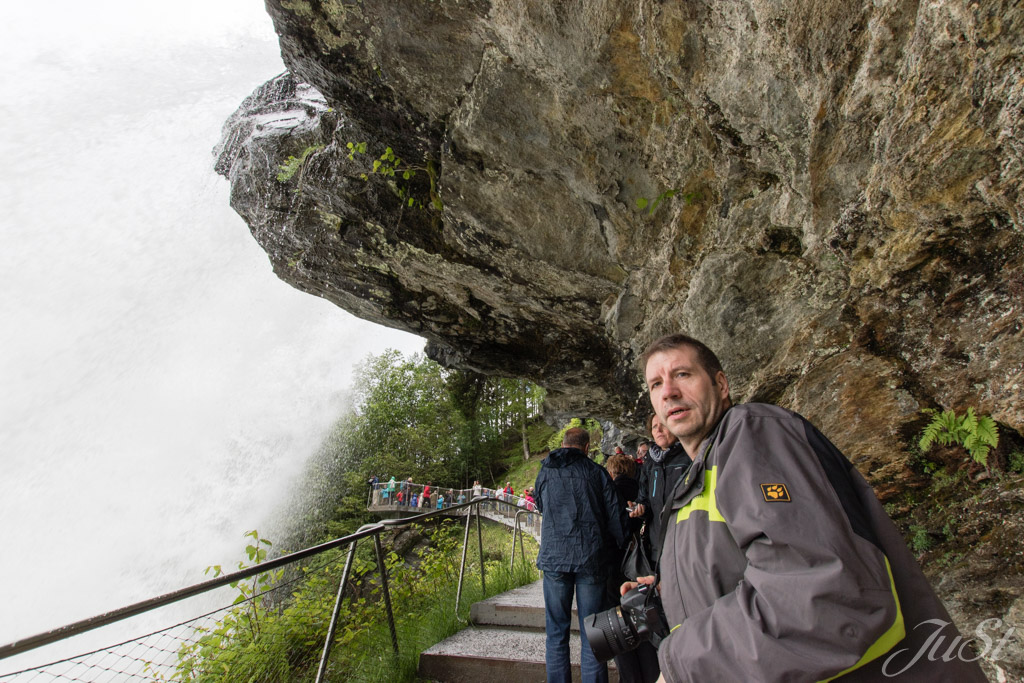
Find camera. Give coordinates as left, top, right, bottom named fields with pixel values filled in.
left=582, top=583, right=669, bottom=662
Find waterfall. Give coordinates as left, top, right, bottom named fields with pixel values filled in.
left=0, top=0, right=424, bottom=663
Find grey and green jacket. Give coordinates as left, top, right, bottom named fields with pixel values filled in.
left=657, top=403, right=986, bottom=682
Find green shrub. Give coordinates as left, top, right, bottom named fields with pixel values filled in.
left=1010, top=451, right=1024, bottom=474
left=909, top=525, right=934, bottom=554
left=174, top=521, right=538, bottom=683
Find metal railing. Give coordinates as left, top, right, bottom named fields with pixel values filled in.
left=0, top=497, right=539, bottom=683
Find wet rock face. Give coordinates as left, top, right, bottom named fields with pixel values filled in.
left=216, top=0, right=1023, bottom=481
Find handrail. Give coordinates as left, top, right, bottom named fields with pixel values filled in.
left=0, top=496, right=519, bottom=675
left=509, top=509, right=535, bottom=573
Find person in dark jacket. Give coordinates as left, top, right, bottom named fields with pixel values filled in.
left=631, top=413, right=691, bottom=566
left=535, top=427, right=628, bottom=683
left=605, top=454, right=660, bottom=683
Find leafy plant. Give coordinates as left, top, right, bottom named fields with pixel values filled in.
left=918, top=407, right=999, bottom=468
left=276, top=145, right=324, bottom=185
left=175, top=530, right=289, bottom=682
left=1010, top=451, right=1024, bottom=474
left=345, top=142, right=443, bottom=211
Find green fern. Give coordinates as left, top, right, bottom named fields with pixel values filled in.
left=919, top=407, right=999, bottom=468
left=964, top=410, right=998, bottom=467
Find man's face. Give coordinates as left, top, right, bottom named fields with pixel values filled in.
left=637, top=443, right=649, bottom=459
left=645, top=345, right=730, bottom=455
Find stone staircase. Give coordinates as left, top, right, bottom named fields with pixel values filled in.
left=418, top=579, right=619, bottom=682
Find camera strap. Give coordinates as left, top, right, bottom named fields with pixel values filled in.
left=653, top=414, right=727, bottom=580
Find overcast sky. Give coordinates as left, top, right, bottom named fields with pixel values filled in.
left=0, top=1, right=425, bottom=649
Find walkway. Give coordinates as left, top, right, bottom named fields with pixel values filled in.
left=419, top=579, right=620, bottom=682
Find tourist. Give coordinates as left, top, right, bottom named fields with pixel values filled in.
left=535, top=427, right=627, bottom=683
left=630, top=333, right=986, bottom=681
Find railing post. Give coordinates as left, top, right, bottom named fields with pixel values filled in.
left=476, top=503, right=486, bottom=596
left=510, top=513, right=519, bottom=574
left=373, top=533, right=399, bottom=654
left=455, top=500, right=474, bottom=616
left=510, top=510, right=528, bottom=574
left=315, top=534, right=361, bottom=683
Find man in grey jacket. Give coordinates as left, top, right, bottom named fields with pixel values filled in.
left=635, top=333, right=986, bottom=682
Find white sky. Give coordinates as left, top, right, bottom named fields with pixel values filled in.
left=0, top=0, right=425, bottom=653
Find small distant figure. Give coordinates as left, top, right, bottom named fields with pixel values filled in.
left=436, top=494, right=445, bottom=509
left=457, top=490, right=467, bottom=505
left=396, top=490, right=405, bottom=506
left=410, top=492, right=418, bottom=508
left=634, top=442, right=649, bottom=467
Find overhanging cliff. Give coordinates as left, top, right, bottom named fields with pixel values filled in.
left=216, top=0, right=1022, bottom=485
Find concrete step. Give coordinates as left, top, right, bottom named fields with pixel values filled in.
left=419, top=624, right=619, bottom=682
left=419, top=579, right=618, bottom=682
left=470, top=578, right=577, bottom=632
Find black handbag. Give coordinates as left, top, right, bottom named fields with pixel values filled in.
left=621, top=523, right=655, bottom=580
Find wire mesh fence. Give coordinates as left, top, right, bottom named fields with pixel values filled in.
left=0, top=553, right=335, bottom=683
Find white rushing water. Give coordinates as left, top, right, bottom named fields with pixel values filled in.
left=0, top=0, right=423, bottom=660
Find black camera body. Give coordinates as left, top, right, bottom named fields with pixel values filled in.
left=582, top=584, right=670, bottom=662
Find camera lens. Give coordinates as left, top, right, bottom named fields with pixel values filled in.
left=582, top=606, right=641, bottom=662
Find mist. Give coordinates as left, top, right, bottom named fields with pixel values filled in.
left=0, top=1, right=423, bottom=648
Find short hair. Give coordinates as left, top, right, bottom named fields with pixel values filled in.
left=562, top=427, right=590, bottom=450
left=640, top=333, right=725, bottom=382
left=606, top=453, right=636, bottom=479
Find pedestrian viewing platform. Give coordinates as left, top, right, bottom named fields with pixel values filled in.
left=366, top=481, right=542, bottom=540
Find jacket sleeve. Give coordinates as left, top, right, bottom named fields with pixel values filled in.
left=658, top=412, right=904, bottom=682
left=534, top=470, right=545, bottom=514
left=600, top=469, right=629, bottom=550
left=635, top=460, right=650, bottom=507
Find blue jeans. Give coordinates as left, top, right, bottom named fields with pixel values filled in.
left=542, top=571, right=609, bottom=683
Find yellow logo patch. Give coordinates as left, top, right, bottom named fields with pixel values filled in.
left=760, top=483, right=791, bottom=502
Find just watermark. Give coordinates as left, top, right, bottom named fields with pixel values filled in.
left=882, top=617, right=1018, bottom=676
